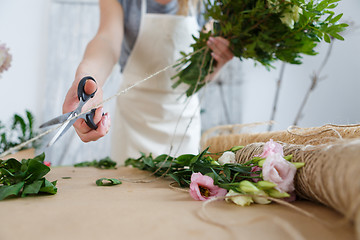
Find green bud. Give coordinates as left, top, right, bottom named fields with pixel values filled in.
left=258, top=159, right=265, bottom=167
left=211, top=160, right=220, bottom=166
left=226, top=190, right=254, bottom=206
left=230, top=146, right=244, bottom=152
left=247, top=156, right=264, bottom=164
left=253, top=190, right=271, bottom=205
left=256, top=181, right=277, bottom=190
left=239, top=180, right=260, bottom=193
left=292, top=162, right=305, bottom=169
left=267, top=189, right=290, bottom=198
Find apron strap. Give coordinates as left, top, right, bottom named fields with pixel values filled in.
left=141, top=0, right=147, bottom=16
left=188, top=0, right=196, bottom=17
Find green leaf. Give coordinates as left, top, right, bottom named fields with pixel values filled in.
left=39, top=179, right=58, bottom=194
left=329, top=13, right=343, bottom=23
left=12, top=114, right=27, bottom=138
left=96, top=178, right=122, bottom=186
left=25, top=159, right=50, bottom=183
left=175, top=154, right=196, bottom=165
left=0, top=168, right=15, bottom=178
left=330, top=32, right=344, bottom=41
left=3, top=158, right=23, bottom=172
left=0, top=182, right=24, bottom=200
left=74, top=156, right=117, bottom=169
left=143, top=156, right=155, bottom=168
left=190, top=147, right=209, bottom=166
left=32, top=152, right=46, bottom=163
left=21, top=179, right=44, bottom=197
left=26, top=111, right=34, bottom=138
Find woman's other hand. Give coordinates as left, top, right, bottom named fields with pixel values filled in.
left=207, top=36, right=234, bottom=69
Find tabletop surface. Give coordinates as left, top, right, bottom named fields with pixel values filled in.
left=0, top=166, right=356, bottom=240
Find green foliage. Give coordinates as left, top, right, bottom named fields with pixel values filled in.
left=172, top=0, right=348, bottom=96
left=74, top=156, right=117, bottom=169
left=125, top=148, right=254, bottom=188
left=0, top=110, right=38, bottom=153
left=95, top=178, right=122, bottom=186
left=0, top=153, right=57, bottom=200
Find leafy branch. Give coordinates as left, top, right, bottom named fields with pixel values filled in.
left=125, top=146, right=257, bottom=189
left=74, top=156, right=117, bottom=169
left=172, top=0, right=348, bottom=96
left=0, top=153, right=57, bottom=200
left=0, top=110, right=38, bottom=153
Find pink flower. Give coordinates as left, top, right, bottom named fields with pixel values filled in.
left=250, top=165, right=262, bottom=183
left=44, top=161, right=51, bottom=167
left=0, top=43, right=12, bottom=74
left=262, top=153, right=297, bottom=193
left=189, top=172, right=227, bottom=201
left=260, top=139, right=284, bottom=158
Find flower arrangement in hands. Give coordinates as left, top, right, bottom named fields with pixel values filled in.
left=125, top=139, right=304, bottom=206
left=0, top=43, right=12, bottom=77
left=172, top=0, right=348, bottom=96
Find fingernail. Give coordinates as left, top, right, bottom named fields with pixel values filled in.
left=98, top=107, right=104, bottom=115
left=102, top=113, right=109, bottom=126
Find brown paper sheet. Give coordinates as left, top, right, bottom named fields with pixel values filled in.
left=0, top=166, right=356, bottom=240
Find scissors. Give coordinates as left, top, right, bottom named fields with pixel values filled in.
left=40, top=76, right=98, bottom=146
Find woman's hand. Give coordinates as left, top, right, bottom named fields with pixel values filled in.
left=206, top=36, right=234, bottom=69
left=62, top=78, right=111, bottom=142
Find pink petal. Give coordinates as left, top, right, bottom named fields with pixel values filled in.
left=189, top=172, right=227, bottom=200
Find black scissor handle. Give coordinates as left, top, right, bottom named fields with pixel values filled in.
left=77, top=76, right=97, bottom=102
left=85, top=108, right=98, bottom=130
left=78, top=76, right=98, bottom=130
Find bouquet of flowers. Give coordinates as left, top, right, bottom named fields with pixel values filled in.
left=125, top=139, right=304, bottom=206
left=0, top=43, right=12, bottom=77
left=172, top=0, right=348, bottom=96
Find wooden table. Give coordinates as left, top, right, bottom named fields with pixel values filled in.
left=0, top=166, right=356, bottom=240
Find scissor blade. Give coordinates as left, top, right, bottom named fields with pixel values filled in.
left=47, top=116, right=76, bottom=147
left=40, top=112, right=72, bottom=128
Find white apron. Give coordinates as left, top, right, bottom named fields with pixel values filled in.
left=111, top=0, right=201, bottom=163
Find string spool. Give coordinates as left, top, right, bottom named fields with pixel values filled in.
left=201, top=124, right=360, bottom=239
left=203, top=124, right=360, bottom=154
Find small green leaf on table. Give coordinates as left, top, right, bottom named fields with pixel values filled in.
left=96, top=178, right=122, bottom=186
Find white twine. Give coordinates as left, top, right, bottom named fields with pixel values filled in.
left=0, top=48, right=205, bottom=159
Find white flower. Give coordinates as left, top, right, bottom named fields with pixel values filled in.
left=218, top=151, right=236, bottom=165
left=280, top=5, right=303, bottom=29
left=267, top=0, right=303, bottom=29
